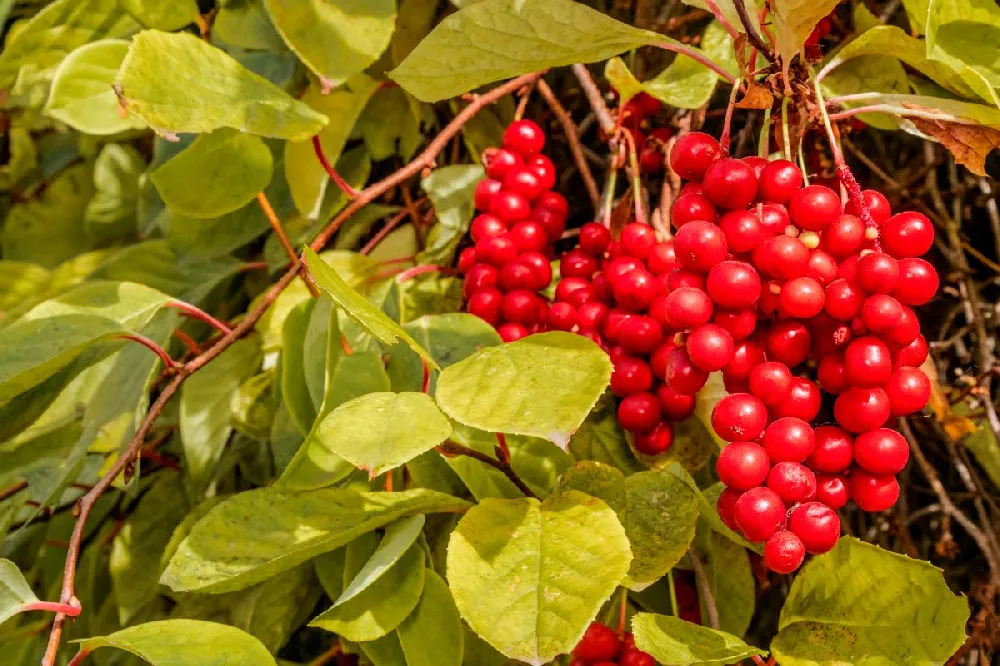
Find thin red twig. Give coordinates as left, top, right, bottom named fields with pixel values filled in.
left=116, top=334, right=178, bottom=371
left=165, top=300, right=233, bottom=336
left=312, top=135, right=359, bottom=198
left=21, top=600, right=81, bottom=616
left=66, top=649, right=91, bottom=666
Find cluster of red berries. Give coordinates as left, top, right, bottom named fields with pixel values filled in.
left=459, top=119, right=568, bottom=342
left=571, top=623, right=656, bottom=666
left=657, top=132, right=936, bottom=573
left=614, top=92, right=675, bottom=174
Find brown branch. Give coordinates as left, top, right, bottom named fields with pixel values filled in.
left=257, top=192, right=320, bottom=298
left=40, top=71, right=543, bottom=666
left=571, top=64, right=616, bottom=135
left=733, top=0, right=777, bottom=65
left=0, top=479, right=28, bottom=502
left=689, top=551, right=720, bottom=630
left=437, top=441, right=537, bottom=499
left=536, top=79, right=600, bottom=209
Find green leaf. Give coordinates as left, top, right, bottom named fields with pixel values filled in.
left=397, top=569, right=464, bottom=666
left=110, top=474, right=190, bottom=623
left=632, top=613, right=766, bottom=666
left=317, top=392, right=452, bottom=477
left=151, top=129, right=274, bottom=218
left=357, top=86, right=424, bottom=160
left=447, top=491, right=632, bottom=665
left=635, top=22, right=737, bottom=109
left=122, top=0, right=201, bottom=30
left=822, top=54, right=910, bottom=130
left=0, top=0, right=140, bottom=89
left=418, top=165, right=486, bottom=265
left=389, top=0, right=676, bottom=102
left=558, top=462, right=699, bottom=590
left=263, top=0, right=396, bottom=92
left=903, top=0, right=930, bottom=34
left=161, top=487, right=469, bottom=593
left=285, top=77, right=380, bottom=218
left=0, top=281, right=170, bottom=404
left=0, top=560, right=38, bottom=627
left=312, top=542, right=425, bottom=641
left=43, top=39, right=147, bottom=135
left=85, top=144, right=146, bottom=246
left=568, top=408, right=644, bottom=474
left=335, top=515, right=426, bottom=606
left=772, top=537, right=969, bottom=666
left=115, top=30, right=328, bottom=140
left=280, top=300, right=319, bottom=434
left=180, top=336, right=262, bottom=496
left=964, top=417, right=1000, bottom=488
left=771, top=0, right=842, bottom=71
left=926, top=0, right=1000, bottom=91
left=78, top=619, right=277, bottom=666
left=304, top=248, right=437, bottom=367
left=693, top=521, right=755, bottom=637
left=681, top=1, right=758, bottom=34
left=360, top=632, right=409, bottom=666
left=435, top=332, right=612, bottom=448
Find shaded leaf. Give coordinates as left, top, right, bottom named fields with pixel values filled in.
left=397, top=569, right=464, bottom=666
left=641, top=22, right=737, bottom=110
left=693, top=521, right=755, bottom=637
left=115, top=30, right=328, bottom=139
left=926, top=0, right=1000, bottom=92
left=632, top=613, right=765, bottom=666
left=335, top=515, right=426, bottom=607
left=447, top=491, right=632, bottom=666
left=0, top=560, right=37, bottom=627
left=419, top=165, right=485, bottom=265
left=771, top=0, right=842, bottom=71
left=79, top=619, right=276, bottom=665
left=568, top=408, right=644, bottom=474
left=85, top=144, right=146, bottom=246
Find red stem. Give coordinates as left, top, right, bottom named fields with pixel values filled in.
left=312, top=135, right=359, bottom=198
left=171, top=329, right=201, bottom=354
left=22, top=600, right=81, bottom=617
left=67, top=649, right=91, bottom=666
left=395, top=264, right=445, bottom=284
left=421, top=359, right=431, bottom=394
left=361, top=209, right=413, bottom=255
left=117, top=334, right=177, bottom=370
left=495, top=433, right=511, bottom=462
left=166, top=301, right=233, bottom=336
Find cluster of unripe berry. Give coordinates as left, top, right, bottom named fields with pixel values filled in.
left=459, top=120, right=568, bottom=342
left=571, top=623, right=657, bottom=666
left=663, top=132, right=936, bottom=573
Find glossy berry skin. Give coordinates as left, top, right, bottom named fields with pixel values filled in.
left=724, top=340, right=765, bottom=380
left=894, top=334, right=929, bottom=368
left=749, top=362, right=793, bottom=406
left=885, top=366, right=931, bottom=416
left=789, top=502, right=840, bottom=554
left=657, top=385, right=697, bottom=421
left=881, top=212, right=934, bottom=258
left=765, top=321, right=812, bottom=368
left=577, top=302, right=609, bottom=332
left=686, top=324, right=735, bottom=372
left=621, top=222, right=658, bottom=260
left=665, top=347, right=710, bottom=395
left=503, top=166, right=546, bottom=201
left=764, top=530, right=806, bottom=574
left=671, top=194, right=718, bottom=228
left=817, top=352, right=849, bottom=394
left=850, top=470, right=900, bottom=512
left=758, top=202, right=791, bottom=235
left=573, top=622, right=619, bottom=661
left=861, top=294, right=905, bottom=334
left=618, top=315, right=664, bottom=355
left=706, top=261, right=761, bottom=310
left=501, top=290, right=542, bottom=325
left=703, top=158, right=759, bottom=209
left=719, top=211, right=764, bottom=253
left=527, top=154, right=556, bottom=189
left=617, top=392, right=662, bottom=433
left=854, top=428, right=909, bottom=475
left=762, top=417, right=816, bottom=463
left=716, top=442, right=770, bottom=490
left=470, top=214, right=507, bottom=243
left=664, top=287, right=713, bottom=329
left=845, top=189, right=892, bottom=224
left=530, top=205, right=566, bottom=241
left=614, top=269, right=659, bottom=312
left=733, top=487, right=786, bottom=542
left=463, top=263, right=499, bottom=298
left=547, top=302, right=578, bottom=332
left=825, top=279, right=865, bottom=321
left=822, top=215, right=865, bottom=258
left=808, top=426, right=853, bottom=473
left=780, top=277, right=826, bottom=318
left=467, top=288, right=503, bottom=326
left=669, top=132, right=723, bottom=181
left=619, top=649, right=658, bottom=666
left=754, top=236, right=810, bottom=280
left=767, top=462, right=817, bottom=503
left=675, top=221, right=728, bottom=272
left=579, top=222, right=612, bottom=255
left=634, top=422, right=674, bottom=456
left=716, top=487, right=743, bottom=531
left=857, top=253, right=899, bottom=294
left=711, top=393, right=768, bottom=442
left=789, top=185, right=841, bottom=231
left=488, top=191, right=531, bottom=224
left=498, top=322, right=529, bottom=342
left=647, top=241, right=677, bottom=275
left=807, top=249, right=839, bottom=285
left=843, top=336, right=893, bottom=387
left=560, top=249, right=599, bottom=279
left=815, top=474, right=850, bottom=510
left=474, top=178, right=504, bottom=211
left=713, top=309, right=757, bottom=341
left=499, top=260, right=540, bottom=291
left=758, top=159, right=803, bottom=204
left=774, top=377, right=822, bottom=422
left=894, top=258, right=938, bottom=306
left=502, top=119, right=545, bottom=155
left=834, top=387, right=890, bottom=433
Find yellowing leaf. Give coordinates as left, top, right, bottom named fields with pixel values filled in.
left=772, top=0, right=841, bottom=72
left=909, top=116, right=1000, bottom=176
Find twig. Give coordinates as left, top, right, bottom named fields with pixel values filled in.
left=536, top=79, right=600, bottom=209
left=720, top=78, right=742, bottom=155
left=689, top=551, right=720, bottom=629
left=307, top=642, right=342, bottom=666
left=513, top=78, right=538, bottom=121
left=733, top=0, right=776, bottom=65
left=571, top=64, right=616, bottom=135
left=702, top=0, right=739, bottom=39
left=437, top=441, right=536, bottom=499
left=39, top=71, right=543, bottom=666
left=361, top=209, right=414, bottom=256
left=257, top=192, right=320, bottom=297
left=312, top=135, right=359, bottom=198
left=66, top=649, right=91, bottom=666
left=21, top=600, right=81, bottom=616
left=116, top=334, right=178, bottom=371
left=0, top=479, right=27, bottom=502
left=165, top=300, right=233, bottom=336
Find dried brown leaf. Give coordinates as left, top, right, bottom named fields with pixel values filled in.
left=922, top=358, right=978, bottom=439
left=909, top=116, right=1000, bottom=176
left=735, top=82, right=773, bottom=109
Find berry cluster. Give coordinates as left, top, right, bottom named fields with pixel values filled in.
left=571, top=623, right=657, bottom=666
left=459, top=120, right=568, bottom=342
left=659, top=132, right=935, bottom=573
left=614, top=92, right=675, bottom=174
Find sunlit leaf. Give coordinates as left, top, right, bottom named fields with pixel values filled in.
left=632, top=613, right=765, bottom=665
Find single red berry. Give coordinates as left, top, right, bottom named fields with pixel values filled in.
left=536, top=191, right=568, bottom=218
left=716, top=441, right=770, bottom=490
left=706, top=261, right=761, bottom=310
left=530, top=205, right=565, bottom=241
left=474, top=178, right=503, bottom=211
left=573, top=622, right=619, bottom=661
left=560, top=249, right=599, bottom=279
left=822, top=215, right=865, bottom=258
left=807, top=249, right=839, bottom=286
left=475, top=235, right=519, bottom=267
left=765, top=320, right=812, bottom=368
left=860, top=294, right=905, bottom=334
left=893, top=258, right=938, bottom=306
left=686, top=324, right=735, bottom=372
left=880, top=211, right=934, bottom=258
left=716, top=487, right=743, bottom=531
left=463, top=263, right=499, bottom=298
left=669, top=132, right=723, bottom=181
left=834, top=387, right=890, bottom=433
left=664, top=287, right=713, bottom=329
left=667, top=269, right=706, bottom=291
left=767, top=461, right=817, bottom=503
left=502, top=166, right=546, bottom=201
left=485, top=148, right=524, bottom=180
left=817, top=352, right=849, bottom=394
left=850, top=470, right=900, bottom=512
left=614, top=269, right=659, bottom=312
left=577, top=302, right=610, bottom=331
left=743, top=155, right=768, bottom=177
left=854, top=428, right=909, bottom=475
left=618, top=392, right=662, bottom=433
left=618, top=315, right=664, bottom=355
left=885, top=304, right=920, bottom=348
left=503, top=119, right=545, bottom=155
left=657, top=384, right=696, bottom=421
left=507, top=220, right=547, bottom=253
left=499, top=260, right=540, bottom=291
left=579, top=222, right=612, bottom=256
left=824, top=279, right=865, bottom=321
left=647, top=241, right=677, bottom=275
left=757, top=202, right=791, bottom=235
left=703, top=158, right=759, bottom=209
left=547, top=302, right=578, bottom=332
left=620, top=222, right=658, bottom=260
left=789, top=185, right=841, bottom=231
left=674, top=221, right=728, bottom=272
left=467, top=288, right=502, bottom=325
left=619, top=648, right=657, bottom=666
left=753, top=236, right=810, bottom=280
left=640, top=145, right=665, bottom=173
left=488, top=190, right=531, bottom=224
left=724, top=340, right=765, bottom=380
left=771, top=377, right=822, bottom=421
left=843, top=336, right=893, bottom=387
left=734, top=487, right=786, bottom=542
left=711, top=393, right=768, bottom=442
left=712, top=309, right=757, bottom=341
left=815, top=474, right=850, bottom=510
left=857, top=252, right=899, bottom=294
left=470, top=213, right=507, bottom=243
left=788, top=502, right=840, bottom=554
left=764, top=530, right=806, bottom=573
left=527, top=154, right=556, bottom=189
left=780, top=277, right=826, bottom=318
left=807, top=426, right=853, bottom=474
left=749, top=361, right=793, bottom=406
left=498, top=322, right=529, bottom=342
left=555, top=277, right=598, bottom=308
left=762, top=417, right=816, bottom=463
left=606, top=256, right=645, bottom=282
left=634, top=421, right=674, bottom=455
left=664, top=347, right=710, bottom=395
left=670, top=193, right=718, bottom=228
left=844, top=189, right=892, bottom=224
left=758, top=160, right=803, bottom=204
left=501, top=290, right=543, bottom=325
left=601, top=309, right=632, bottom=343
left=719, top=210, right=764, bottom=253
left=885, top=366, right=930, bottom=417
left=893, top=334, right=928, bottom=368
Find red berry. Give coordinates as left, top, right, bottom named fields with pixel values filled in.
left=712, top=309, right=757, bottom=341
left=618, top=315, right=664, bottom=355
left=499, top=260, right=540, bottom=291
left=618, top=392, right=662, bottom=433
left=754, top=236, right=810, bottom=280
left=893, top=258, right=938, bottom=306
left=548, top=302, right=578, bottom=332
left=470, top=213, right=507, bottom=243
left=577, top=302, right=609, bottom=331
left=780, top=277, right=826, bottom=318
left=619, top=649, right=657, bottom=666
left=845, top=189, right=891, bottom=224
left=893, top=334, right=928, bottom=368
left=657, top=384, right=696, bottom=421
left=634, top=421, right=674, bottom=455
left=789, top=185, right=841, bottom=231
left=822, top=215, right=865, bottom=258
left=817, top=352, right=849, bottom=394
left=666, top=269, right=706, bottom=291
left=843, top=336, right=893, bottom=387
left=669, top=132, right=723, bottom=181
left=664, top=347, right=710, bottom=395
left=458, top=247, right=478, bottom=273
left=530, top=205, right=566, bottom=241
left=579, top=222, right=612, bottom=256
left=501, top=290, right=543, bottom=325
left=560, top=249, right=599, bottom=279
left=703, top=158, right=759, bottom=209
left=724, top=340, right=765, bottom=380
left=767, top=462, right=817, bottom=503
left=764, top=530, right=806, bottom=573
left=885, top=366, right=930, bottom=416
left=850, top=470, right=900, bottom=511
left=706, top=261, right=761, bottom=310
left=758, top=160, right=803, bottom=204
left=834, top=387, right=890, bottom=433
left=503, top=119, right=545, bottom=155
left=885, top=304, right=920, bottom=348
left=854, top=428, right=909, bottom=475
left=467, top=288, right=502, bottom=325
left=647, top=241, right=677, bottom=275
left=824, top=279, right=865, bottom=321
left=606, top=256, right=645, bottom=282
left=498, top=322, right=529, bottom=342
left=762, top=417, right=816, bottom=463
left=765, top=320, right=812, bottom=368
left=743, top=155, right=768, bottom=177
left=674, top=221, right=728, bottom=272
left=489, top=190, right=531, bottom=224
left=734, top=487, right=786, bottom=542
left=602, top=309, right=632, bottom=343
left=771, top=377, right=822, bottom=421
left=749, top=361, right=793, bottom=406
left=711, top=393, right=768, bottom=442
left=463, top=263, right=499, bottom=297
left=788, top=502, right=840, bottom=554
left=880, top=211, right=934, bottom=258
left=686, top=324, right=735, bottom=372
left=474, top=178, right=503, bottom=210
left=670, top=194, right=718, bottom=228
left=808, top=426, right=853, bottom=473
left=573, top=622, right=619, bottom=661
left=502, top=166, right=546, bottom=201
left=614, top=269, right=659, bottom=312
left=860, top=294, right=904, bottom=333
left=664, top=287, right=713, bottom=329
left=857, top=252, right=899, bottom=294
left=717, top=487, right=743, bottom=531
left=719, top=210, right=764, bottom=253
left=758, top=202, right=791, bottom=235
left=507, top=220, right=548, bottom=253
left=717, top=442, right=770, bottom=490
left=536, top=191, right=568, bottom=218
left=807, top=249, right=839, bottom=286
left=527, top=154, right=556, bottom=189
left=621, top=222, right=658, bottom=259
left=815, top=474, right=850, bottom=509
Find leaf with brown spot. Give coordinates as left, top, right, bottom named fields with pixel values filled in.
left=908, top=116, right=1000, bottom=176
left=735, top=82, right=773, bottom=109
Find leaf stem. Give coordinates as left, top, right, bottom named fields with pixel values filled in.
left=667, top=569, right=679, bottom=617
left=165, top=300, right=233, bottom=336
left=781, top=96, right=792, bottom=162
left=616, top=587, right=629, bottom=635
left=720, top=78, right=742, bottom=155
left=66, top=649, right=91, bottom=666
left=702, top=0, right=739, bottom=39
left=0, top=479, right=28, bottom=502
left=20, top=600, right=81, bottom=617
left=437, top=441, right=537, bottom=499
left=619, top=130, right=647, bottom=225
left=571, top=64, right=616, bottom=135
left=536, top=79, right=600, bottom=210
left=394, top=264, right=445, bottom=284
left=312, top=135, right=359, bottom=198
left=116, top=334, right=178, bottom=371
